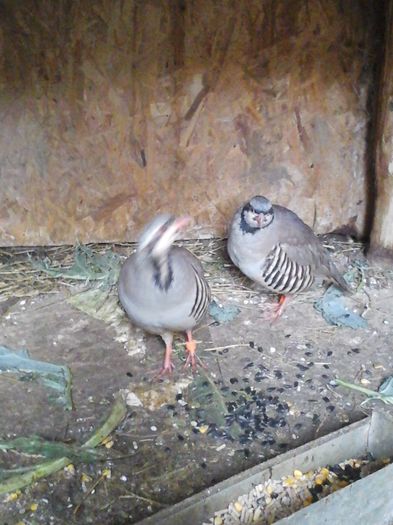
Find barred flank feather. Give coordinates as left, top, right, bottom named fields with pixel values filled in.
left=261, top=244, right=314, bottom=294
left=190, top=264, right=211, bottom=321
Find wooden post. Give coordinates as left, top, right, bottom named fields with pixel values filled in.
left=369, top=0, right=393, bottom=259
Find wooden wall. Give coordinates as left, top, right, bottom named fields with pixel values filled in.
left=0, top=0, right=381, bottom=245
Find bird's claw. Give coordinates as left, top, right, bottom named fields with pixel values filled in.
left=261, top=295, right=288, bottom=324
left=155, top=361, right=175, bottom=379
left=184, top=340, right=206, bottom=372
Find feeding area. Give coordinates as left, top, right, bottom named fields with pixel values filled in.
left=1, top=1, right=393, bottom=524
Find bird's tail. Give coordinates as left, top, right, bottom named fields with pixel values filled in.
left=327, top=261, right=353, bottom=295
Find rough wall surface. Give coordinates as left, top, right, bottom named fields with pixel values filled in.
left=0, top=0, right=379, bottom=245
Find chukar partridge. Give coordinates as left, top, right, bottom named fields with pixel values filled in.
left=119, top=214, right=211, bottom=375
left=227, top=195, right=351, bottom=320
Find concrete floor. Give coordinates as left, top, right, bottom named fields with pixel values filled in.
left=0, top=238, right=392, bottom=524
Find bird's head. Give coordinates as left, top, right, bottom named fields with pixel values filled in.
left=138, top=214, right=191, bottom=257
left=241, top=195, right=274, bottom=230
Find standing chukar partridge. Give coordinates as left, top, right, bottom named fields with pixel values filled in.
left=119, top=214, right=211, bottom=375
left=227, top=195, right=351, bottom=320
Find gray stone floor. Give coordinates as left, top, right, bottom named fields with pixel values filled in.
left=0, top=238, right=392, bottom=524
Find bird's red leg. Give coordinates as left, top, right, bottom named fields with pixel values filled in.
left=275, top=294, right=289, bottom=319
left=156, top=334, right=175, bottom=378
left=262, top=294, right=291, bottom=323
left=184, top=330, right=206, bottom=371
left=184, top=330, right=197, bottom=370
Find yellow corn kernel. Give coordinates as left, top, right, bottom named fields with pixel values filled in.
left=81, top=473, right=92, bottom=483
left=30, top=503, right=38, bottom=512
left=102, top=467, right=111, bottom=479
left=234, top=501, right=243, bottom=513
left=5, top=491, right=21, bottom=502
left=315, top=474, right=325, bottom=485
left=283, top=476, right=296, bottom=487
left=199, top=425, right=209, bottom=434
left=293, top=469, right=303, bottom=479
left=64, top=464, right=75, bottom=475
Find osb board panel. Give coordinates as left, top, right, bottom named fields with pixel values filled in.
left=0, top=0, right=379, bottom=246
left=370, top=0, right=393, bottom=255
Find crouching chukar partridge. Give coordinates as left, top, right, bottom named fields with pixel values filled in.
left=227, top=195, right=351, bottom=320
left=119, top=214, right=211, bottom=375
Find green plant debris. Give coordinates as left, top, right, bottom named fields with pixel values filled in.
left=0, top=458, right=71, bottom=495
left=0, top=436, right=104, bottom=462
left=0, top=396, right=127, bottom=495
left=314, top=286, right=367, bottom=329
left=67, top=288, right=123, bottom=324
left=187, top=370, right=242, bottom=439
left=83, top=396, right=127, bottom=449
left=30, top=244, right=121, bottom=288
left=188, top=370, right=228, bottom=427
left=335, top=378, right=393, bottom=406
left=379, top=376, right=393, bottom=396
left=208, top=300, right=240, bottom=324
left=0, top=346, right=73, bottom=410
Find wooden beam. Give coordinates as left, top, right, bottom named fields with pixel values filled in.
left=369, top=0, right=393, bottom=259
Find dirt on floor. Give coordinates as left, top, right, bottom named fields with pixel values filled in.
left=0, top=237, right=393, bottom=525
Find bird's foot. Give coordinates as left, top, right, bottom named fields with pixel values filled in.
left=155, top=360, right=175, bottom=379
left=184, top=340, right=207, bottom=372
left=261, top=295, right=289, bottom=324
left=184, top=340, right=197, bottom=371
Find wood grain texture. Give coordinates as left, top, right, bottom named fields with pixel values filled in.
left=0, top=0, right=380, bottom=245
left=370, top=0, right=393, bottom=258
